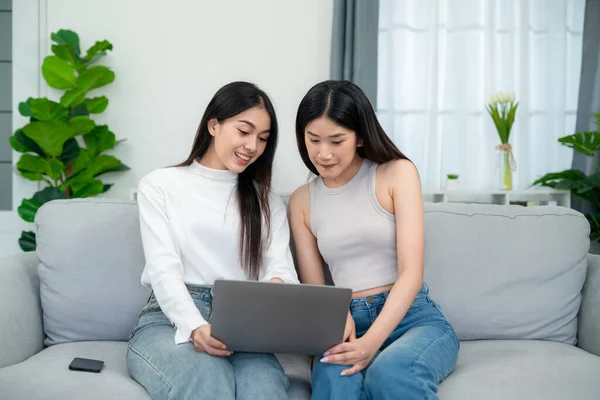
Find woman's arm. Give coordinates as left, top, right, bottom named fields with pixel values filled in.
left=290, top=184, right=356, bottom=342
left=137, top=174, right=207, bottom=344
left=361, top=159, right=424, bottom=346
left=289, top=184, right=326, bottom=285
left=259, top=193, right=300, bottom=284
left=321, top=159, right=424, bottom=374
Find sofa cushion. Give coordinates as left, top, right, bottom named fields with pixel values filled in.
left=35, top=199, right=150, bottom=345
left=0, top=341, right=311, bottom=400
left=0, top=341, right=148, bottom=400
left=423, top=202, right=589, bottom=344
left=439, top=340, right=600, bottom=399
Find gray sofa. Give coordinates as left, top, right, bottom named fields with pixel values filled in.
left=1, top=198, right=600, bottom=400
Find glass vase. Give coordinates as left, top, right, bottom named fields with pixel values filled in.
left=502, top=151, right=512, bottom=190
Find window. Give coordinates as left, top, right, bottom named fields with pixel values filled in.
left=377, top=0, right=586, bottom=191
left=0, top=0, right=12, bottom=210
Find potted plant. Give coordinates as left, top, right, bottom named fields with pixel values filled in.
left=445, top=174, right=459, bottom=191
left=533, top=112, right=600, bottom=243
left=486, top=92, right=519, bottom=190
left=8, top=29, right=129, bottom=252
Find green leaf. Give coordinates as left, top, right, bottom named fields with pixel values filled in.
left=18, top=198, right=42, bottom=222
left=41, top=56, right=76, bottom=89
left=67, top=170, right=94, bottom=192
left=19, top=231, right=36, bottom=252
left=17, top=154, right=49, bottom=175
left=46, top=158, right=65, bottom=180
left=72, top=179, right=104, bottom=198
left=593, top=113, right=600, bottom=129
left=17, top=187, right=65, bottom=223
left=9, top=129, right=46, bottom=155
left=75, top=66, right=115, bottom=91
left=533, top=169, right=587, bottom=188
left=83, top=96, right=108, bottom=113
left=68, top=116, right=95, bottom=136
left=60, top=88, right=87, bottom=107
left=558, top=132, right=600, bottom=157
left=51, top=44, right=84, bottom=71
left=9, top=132, right=30, bottom=153
left=102, top=183, right=114, bottom=193
left=28, top=98, right=69, bottom=121
left=582, top=172, right=600, bottom=191
left=586, top=212, right=600, bottom=241
left=16, top=154, right=64, bottom=180
left=59, top=138, right=81, bottom=164
left=60, top=149, right=93, bottom=192
left=486, top=104, right=507, bottom=143
left=51, top=30, right=81, bottom=55
left=110, top=162, right=130, bottom=172
left=19, top=171, right=44, bottom=181
left=33, top=186, right=66, bottom=203
left=68, top=103, right=89, bottom=119
left=505, top=102, right=519, bottom=140
left=22, top=121, right=73, bottom=156
left=84, top=40, right=113, bottom=63
left=18, top=98, right=34, bottom=117
left=86, top=155, right=122, bottom=177
left=71, top=148, right=91, bottom=176
left=533, top=169, right=599, bottom=204
left=84, top=125, right=115, bottom=155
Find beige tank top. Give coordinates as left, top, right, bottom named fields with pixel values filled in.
left=309, top=158, right=398, bottom=292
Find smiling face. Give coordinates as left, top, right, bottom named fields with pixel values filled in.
left=304, top=116, right=364, bottom=185
left=202, top=105, right=271, bottom=173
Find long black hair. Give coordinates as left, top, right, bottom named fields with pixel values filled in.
left=177, top=81, right=277, bottom=279
left=295, top=80, right=410, bottom=176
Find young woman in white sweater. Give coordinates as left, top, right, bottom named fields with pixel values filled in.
left=126, top=81, right=299, bottom=400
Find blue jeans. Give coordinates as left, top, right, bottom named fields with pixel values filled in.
left=311, top=283, right=460, bottom=400
left=126, top=285, right=289, bottom=400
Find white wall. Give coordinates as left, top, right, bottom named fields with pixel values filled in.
left=0, top=0, right=43, bottom=258
left=45, top=0, right=334, bottom=197
left=1, top=0, right=333, bottom=258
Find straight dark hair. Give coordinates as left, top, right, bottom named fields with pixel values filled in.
left=295, top=80, right=410, bottom=176
left=177, top=81, right=278, bottom=279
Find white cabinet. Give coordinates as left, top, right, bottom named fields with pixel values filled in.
left=426, top=189, right=571, bottom=207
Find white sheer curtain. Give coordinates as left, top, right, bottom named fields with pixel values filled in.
left=377, top=0, right=586, bottom=191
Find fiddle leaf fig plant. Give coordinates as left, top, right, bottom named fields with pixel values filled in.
left=533, top=113, right=600, bottom=242
left=8, top=29, right=129, bottom=252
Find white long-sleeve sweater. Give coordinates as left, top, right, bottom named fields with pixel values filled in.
left=137, top=160, right=299, bottom=344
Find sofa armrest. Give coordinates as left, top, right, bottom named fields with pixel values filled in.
left=0, top=252, right=44, bottom=368
left=577, top=253, right=600, bottom=357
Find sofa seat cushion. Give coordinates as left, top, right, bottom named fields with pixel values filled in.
left=439, top=340, right=600, bottom=399
left=0, top=341, right=311, bottom=400
left=0, top=341, right=148, bottom=400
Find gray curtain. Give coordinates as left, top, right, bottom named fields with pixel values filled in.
left=571, top=0, right=600, bottom=213
left=330, top=0, right=380, bottom=107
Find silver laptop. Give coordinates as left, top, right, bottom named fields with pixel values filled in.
left=210, top=280, right=352, bottom=356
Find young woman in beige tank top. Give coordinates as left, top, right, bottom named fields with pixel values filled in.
left=289, top=80, right=460, bottom=400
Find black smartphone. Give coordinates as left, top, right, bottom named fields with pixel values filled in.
left=68, top=357, right=104, bottom=373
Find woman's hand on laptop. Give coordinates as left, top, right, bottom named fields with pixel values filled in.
left=269, top=278, right=284, bottom=283
left=320, top=336, right=378, bottom=376
left=192, top=325, right=232, bottom=357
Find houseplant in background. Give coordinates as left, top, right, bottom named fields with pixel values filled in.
left=445, top=174, right=459, bottom=191
left=533, top=112, right=600, bottom=243
left=487, top=92, right=519, bottom=190
left=8, top=29, right=129, bottom=252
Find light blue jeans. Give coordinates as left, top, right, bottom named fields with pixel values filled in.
left=126, top=285, right=289, bottom=400
left=311, top=283, right=460, bottom=400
